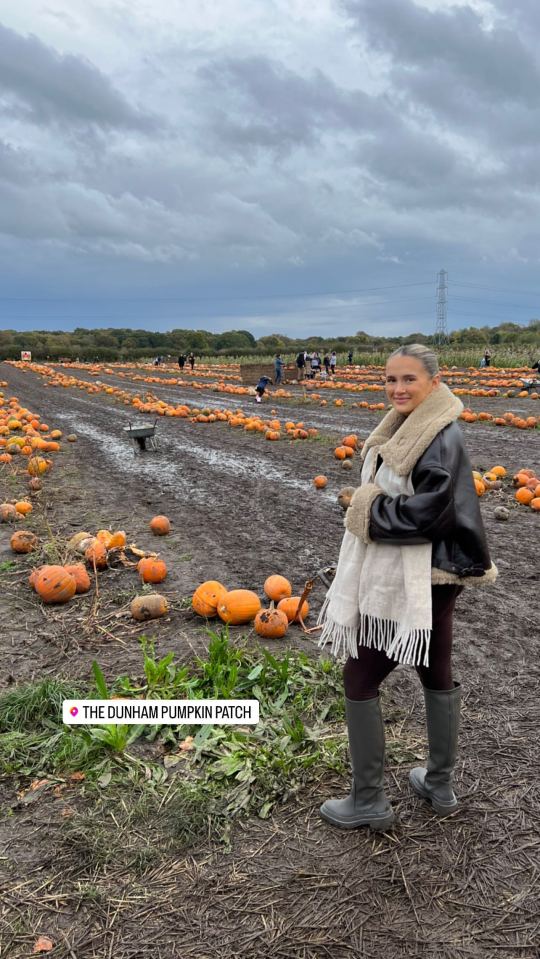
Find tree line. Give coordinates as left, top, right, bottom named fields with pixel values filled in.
left=0, top=321, right=538, bottom=363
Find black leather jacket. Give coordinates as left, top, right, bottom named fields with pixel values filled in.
left=369, top=422, right=492, bottom=578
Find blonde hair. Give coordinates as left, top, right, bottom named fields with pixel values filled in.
left=387, top=344, right=439, bottom=378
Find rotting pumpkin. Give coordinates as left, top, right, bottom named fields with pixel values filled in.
left=35, top=566, right=77, bottom=604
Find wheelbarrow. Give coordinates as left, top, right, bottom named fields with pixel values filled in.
left=123, top=418, right=159, bottom=453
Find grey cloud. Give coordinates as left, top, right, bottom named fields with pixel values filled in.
left=343, top=0, right=540, bottom=107
left=0, top=22, right=157, bottom=130
left=198, top=55, right=392, bottom=153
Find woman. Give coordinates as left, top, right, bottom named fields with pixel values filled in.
left=318, top=344, right=496, bottom=831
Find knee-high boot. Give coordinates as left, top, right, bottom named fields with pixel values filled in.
left=409, top=683, right=461, bottom=815
left=320, top=696, right=395, bottom=831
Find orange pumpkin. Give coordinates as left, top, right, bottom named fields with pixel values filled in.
left=27, top=456, right=49, bottom=476
left=15, top=500, right=33, bottom=515
left=108, top=530, right=126, bottom=549
left=313, top=475, right=328, bottom=489
left=254, top=607, right=289, bottom=638
left=277, top=596, right=310, bottom=623
left=192, top=580, right=228, bottom=617
left=64, top=563, right=91, bottom=594
left=35, top=566, right=77, bottom=604
left=530, top=497, right=540, bottom=512
left=138, top=557, right=168, bottom=584
left=96, top=529, right=114, bottom=548
left=474, top=478, right=486, bottom=497
left=217, top=589, right=261, bottom=625
left=150, top=515, right=171, bottom=535
left=85, top=540, right=108, bottom=570
left=515, top=487, right=534, bottom=506
left=29, top=565, right=47, bottom=590
left=263, top=575, right=292, bottom=602
left=10, top=530, right=39, bottom=554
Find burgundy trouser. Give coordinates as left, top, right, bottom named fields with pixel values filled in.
left=343, top=585, right=463, bottom=701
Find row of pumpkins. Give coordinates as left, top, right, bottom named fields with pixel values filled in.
left=473, top=465, right=540, bottom=510
left=191, top=575, right=309, bottom=638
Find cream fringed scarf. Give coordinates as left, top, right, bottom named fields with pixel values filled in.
left=317, top=384, right=464, bottom=667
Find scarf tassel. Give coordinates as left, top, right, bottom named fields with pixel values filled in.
left=317, top=596, right=431, bottom=667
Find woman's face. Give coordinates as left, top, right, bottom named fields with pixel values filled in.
left=385, top=355, right=440, bottom=415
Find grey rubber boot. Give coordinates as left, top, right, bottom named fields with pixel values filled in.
left=320, top=696, right=395, bottom=831
left=409, top=683, right=461, bottom=815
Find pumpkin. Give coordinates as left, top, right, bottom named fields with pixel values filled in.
left=85, top=540, right=108, bottom=570
left=515, top=487, right=534, bottom=505
left=493, top=506, right=510, bottom=522
left=490, top=465, right=506, bottom=478
left=96, top=529, right=113, bottom=548
left=342, top=434, right=358, bottom=450
left=254, top=607, right=289, bottom=638
left=192, top=580, right=227, bottom=617
left=263, top=575, right=292, bottom=602
left=27, top=456, right=49, bottom=476
left=138, top=557, right=167, bottom=584
left=313, top=475, right=328, bottom=489
left=341, top=459, right=353, bottom=471
left=28, top=477, right=42, bottom=492
left=131, top=593, right=169, bottom=621
left=108, top=530, right=126, bottom=549
left=35, top=566, right=77, bottom=604
left=15, top=500, right=32, bottom=515
left=530, top=497, right=540, bottom=512
left=150, top=515, right=171, bottom=535
left=474, top=479, right=486, bottom=496
left=0, top=503, right=17, bottom=522
left=277, top=596, right=310, bottom=623
left=29, top=565, right=47, bottom=590
left=67, top=434, right=78, bottom=442
left=11, top=530, right=39, bottom=553
left=217, top=589, right=261, bottom=625
left=64, top=563, right=91, bottom=594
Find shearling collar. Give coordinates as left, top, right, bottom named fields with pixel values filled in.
left=361, top=383, right=463, bottom=476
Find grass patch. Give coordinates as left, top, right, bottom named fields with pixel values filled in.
left=0, top=630, right=411, bottom=852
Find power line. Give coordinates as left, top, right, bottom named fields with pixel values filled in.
left=0, top=281, right=433, bottom=304
left=453, top=281, right=540, bottom=297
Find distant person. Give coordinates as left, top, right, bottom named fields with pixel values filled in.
left=310, top=351, right=321, bottom=377
left=479, top=357, right=486, bottom=368
left=178, top=354, right=186, bottom=370
left=348, top=350, right=353, bottom=364
left=330, top=350, right=337, bottom=375
left=153, top=356, right=160, bottom=367
left=274, top=353, right=285, bottom=385
left=531, top=358, right=540, bottom=372
left=188, top=353, right=195, bottom=370
left=323, top=354, right=331, bottom=376
left=296, top=350, right=306, bottom=381
left=483, top=348, right=492, bottom=367
left=255, top=375, right=272, bottom=403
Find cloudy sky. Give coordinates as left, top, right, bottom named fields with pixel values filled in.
left=1, top=0, right=540, bottom=337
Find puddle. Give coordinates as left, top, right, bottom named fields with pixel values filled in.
left=53, top=409, right=336, bottom=503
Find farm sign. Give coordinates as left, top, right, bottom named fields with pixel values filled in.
left=20, top=351, right=32, bottom=362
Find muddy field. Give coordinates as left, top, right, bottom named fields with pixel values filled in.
left=1, top=361, right=539, bottom=958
